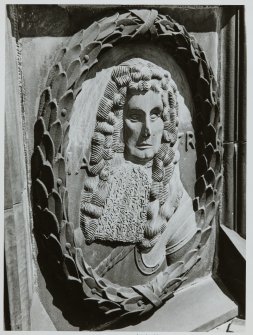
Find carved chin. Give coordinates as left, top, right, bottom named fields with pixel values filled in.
left=125, top=147, right=156, bottom=163
left=136, top=148, right=155, bottom=160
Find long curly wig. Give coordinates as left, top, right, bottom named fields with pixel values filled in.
left=80, top=58, right=181, bottom=249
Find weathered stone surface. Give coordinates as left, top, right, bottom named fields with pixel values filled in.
left=5, top=5, right=245, bottom=332
left=30, top=292, right=56, bottom=330
left=5, top=18, right=26, bottom=208
left=4, top=200, right=33, bottom=330
left=4, top=16, right=34, bottom=331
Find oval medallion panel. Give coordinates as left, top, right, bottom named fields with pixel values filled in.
left=32, top=9, right=222, bottom=330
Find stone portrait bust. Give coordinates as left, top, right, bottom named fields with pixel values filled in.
left=74, top=58, right=197, bottom=283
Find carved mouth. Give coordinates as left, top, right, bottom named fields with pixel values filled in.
left=136, top=144, right=152, bottom=149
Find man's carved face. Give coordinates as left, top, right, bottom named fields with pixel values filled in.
left=124, top=90, right=164, bottom=164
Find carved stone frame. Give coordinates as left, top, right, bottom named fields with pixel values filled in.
left=31, top=9, right=223, bottom=330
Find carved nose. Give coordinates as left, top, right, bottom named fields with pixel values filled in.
left=144, top=127, right=151, bottom=137
left=143, top=118, right=151, bottom=138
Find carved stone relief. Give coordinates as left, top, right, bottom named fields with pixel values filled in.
left=31, top=9, right=222, bottom=329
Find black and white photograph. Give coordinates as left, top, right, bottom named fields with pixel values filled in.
left=3, top=1, right=251, bottom=332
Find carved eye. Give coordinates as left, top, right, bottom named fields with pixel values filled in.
left=129, top=111, right=140, bottom=122
left=150, top=110, right=161, bottom=121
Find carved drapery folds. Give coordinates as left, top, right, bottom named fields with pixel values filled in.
left=31, top=9, right=222, bottom=329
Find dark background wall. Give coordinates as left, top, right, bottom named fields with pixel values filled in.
left=8, top=5, right=222, bottom=38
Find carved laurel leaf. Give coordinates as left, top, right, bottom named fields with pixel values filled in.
left=44, top=233, right=63, bottom=258
left=53, top=155, right=66, bottom=187
left=149, top=272, right=170, bottom=297
left=197, top=154, right=208, bottom=178
left=61, top=45, right=82, bottom=71
left=97, top=22, right=117, bottom=41
left=132, top=9, right=158, bottom=36
left=40, top=161, right=55, bottom=193
left=195, top=208, right=206, bottom=228
left=58, top=90, right=74, bottom=123
left=38, top=88, right=52, bottom=117
left=49, top=120, right=63, bottom=156
left=80, top=41, right=102, bottom=66
left=117, top=287, right=140, bottom=300
left=198, top=76, right=210, bottom=99
left=34, top=178, right=48, bottom=209
left=160, top=281, right=181, bottom=301
left=158, top=18, right=174, bottom=29
left=61, top=187, right=69, bottom=221
left=64, top=253, right=79, bottom=279
left=37, top=209, right=59, bottom=237
left=81, top=22, right=100, bottom=49
left=157, top=22, right=168, bottom=34
left=68, top=29, right=84, bottom=49
left=46, top=63, right=62, bottom=87
left=122, top=296, right=144, bottom=312
left=183, top=253, right=201, bottom=273
left=55, top=47, right=66, bottom=64
left=164, top=278, right=183, bottom=292
left=205, top=185, right=214, bottom=205
left=73, top=65, right=89, bottom=95
left=41, top=133, right=55, bottom=164
left=166, top=262, right=185, bottom=281
left=104, top=287, right=125, bottom=303
left=190, top=228, right=202, bottom=249
left=210, top=150, right=220, bottom=173
left=210, top=103, right=220, bottom=128
left=61, top=122, right=70, bottom=158
left=117, top=18, right=136, bottom=26
left=205, top=143, right=215, bottom=164
left=130, top=9, right=152, bottom=23
left=34, top=117, right=46, bottom=147
left=66, top=59, right=81, bottom=88
left=195, top=175, right=206, bottom=198
left=97, top=299, right=121, bottom=312
left=202, top=97, right=212, bottom=113
left=65, top=221, right=75, bottom=247
left=51, top=72, right=68, bottom=101
left=102, top=32, right=122, bottom=45
left=48, top=189, right=62, bottom=225
left=59, top=220, right=68, bottom=253
left=75, top=247, right=90, bottom=277
left=98, top=12, right=119, bottom=25
left=215, top=173, right=223, bottom=194
left=94, top=276, right=109, bottom=289
left=121, top=24, right=140, bottom=36
left=101, top=43, right=113, bottom=52
left=65, top=276, right=83, bottom=296
left=82, top=277, right=100, bottom=296
left=205, top=201, right=216, bottom=225
left=45, top=100, right=58, bottom=130
left=31, top=145, right=45, bottom=181
left=104, top=307, right=123, bottom=317
left=204, top=167, right=216, bottom=187
left=199, top=226, right=212, bottom=248
left=206, top=123, right=217, bottom=149
left=183, top=249, right=198, bottom=264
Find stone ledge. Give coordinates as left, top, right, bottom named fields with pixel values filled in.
left=118, top=276, right=238, bottom=332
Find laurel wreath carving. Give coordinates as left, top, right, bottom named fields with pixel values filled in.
left=31, top=9, right=222, bottom=330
